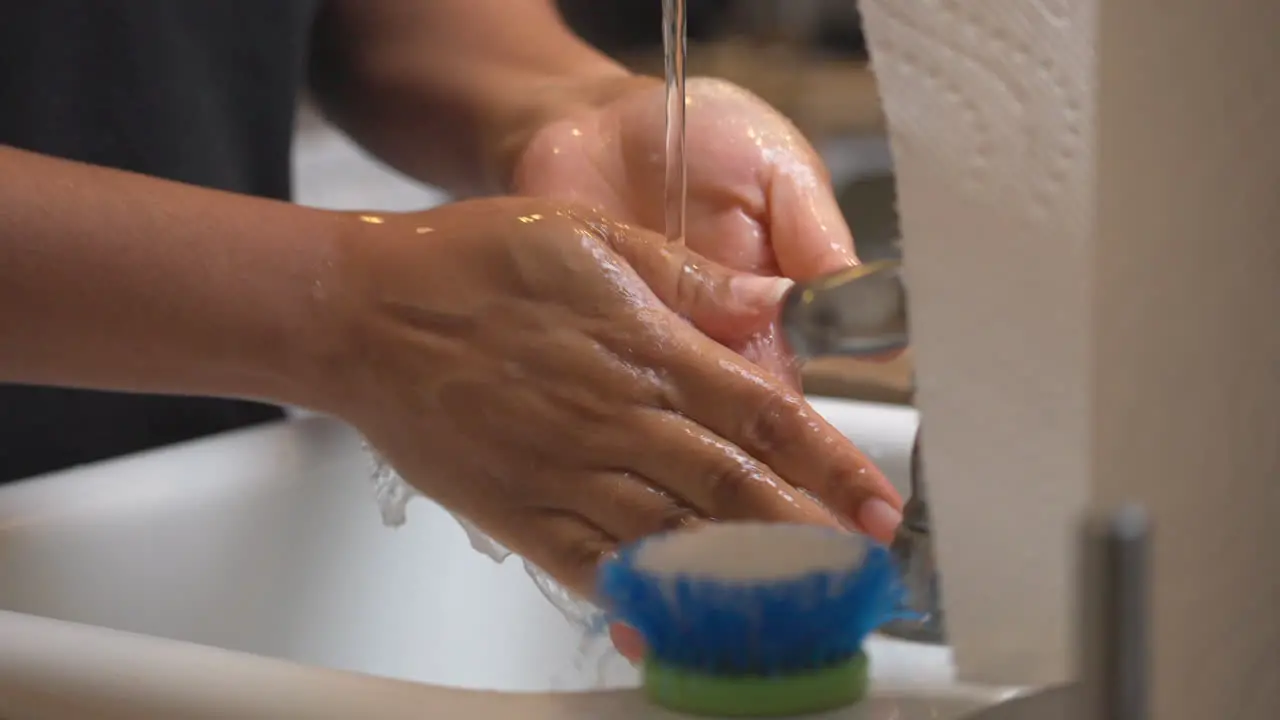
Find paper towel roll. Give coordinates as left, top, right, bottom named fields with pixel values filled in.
left=859, top=0, right=1097, bottom=687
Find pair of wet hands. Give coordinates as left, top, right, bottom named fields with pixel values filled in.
left=330, top=199, right=901, bottom=661
left=322, top=79, right=904, bottom=661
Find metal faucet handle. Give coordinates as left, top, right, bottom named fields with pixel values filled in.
left=779, top=259, right=909, bottom=360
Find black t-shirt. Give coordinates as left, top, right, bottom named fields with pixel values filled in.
left=0, top=0, right=326, bottom=481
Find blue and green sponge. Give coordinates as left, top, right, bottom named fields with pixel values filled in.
left=598, top=522, right=912, bottom=717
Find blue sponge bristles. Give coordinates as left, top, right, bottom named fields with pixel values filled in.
left=598, top=524, right=913, bottom=676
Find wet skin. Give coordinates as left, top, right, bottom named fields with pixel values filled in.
left=515, top=77, right=868, bottom=385
left=334, top=199, right=902, bottom=612
left=510, top=78, right=906, bottom=659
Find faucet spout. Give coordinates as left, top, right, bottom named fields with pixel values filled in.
left=780, top=260, right=946, bottom=644
left=779, top=259, right=909, bottom=360
left=881, top=428, right=946, bottom=643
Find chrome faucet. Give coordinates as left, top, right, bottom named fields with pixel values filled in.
left=880, top=426, right=945, bottom=643
left=778, top=260, right=908, bottom=359
left=780, top=259, right=946, bottom=644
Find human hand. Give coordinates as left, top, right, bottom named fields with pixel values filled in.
left=511, top=76, right=859, bottom=385
left=325, top=198, right=903, bottom=605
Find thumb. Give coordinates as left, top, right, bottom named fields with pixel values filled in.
left=768, top=165, right=861, bottom=280
left=608, top=226, right=794, bottom=344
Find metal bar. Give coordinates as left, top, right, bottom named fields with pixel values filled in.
left=1080, top=505, right=1151, bottom=720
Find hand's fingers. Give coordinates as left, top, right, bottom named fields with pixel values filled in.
left=729, top=323, right=803, bottom=391
left=581, top=213, right=900, bottom=539
left=557, top=470, right=707, bottom=542
left=509, top=510, right=618, bottom=600
left=595, top=218, right=791, bottom=345
left=767, top=163, right=860, bottom=280
left=684, top=203, right=779, bottom=276
left=658, top=336, right=904, bottom=543
left=622, top=407, right=840, bottom=528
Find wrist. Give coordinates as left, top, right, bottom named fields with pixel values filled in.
left=279, top=207, right=389, bottom=417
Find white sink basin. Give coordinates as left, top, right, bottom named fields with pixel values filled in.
left=0, top=397, right=1015, bottom=718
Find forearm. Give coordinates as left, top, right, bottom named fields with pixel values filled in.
left=0, top=146, right=348, bottom=410
left=309, top=0, right=636, bottom=196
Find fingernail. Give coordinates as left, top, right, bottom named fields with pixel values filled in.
left=856, top=498, right=903, bottom=542
left=609, top=622, right=646, bottom=664
left=730, top=275, right=794, bottom=309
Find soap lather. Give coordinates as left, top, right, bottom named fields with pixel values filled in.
left=779, top=259, right=946, bottom=644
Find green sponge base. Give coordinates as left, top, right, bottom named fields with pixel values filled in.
left=642, top=652, right=869, bottom=717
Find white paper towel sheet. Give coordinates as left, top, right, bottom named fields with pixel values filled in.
left=859, top=0, right=1097, bottom=687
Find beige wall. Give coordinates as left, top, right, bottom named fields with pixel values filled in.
left=1092, top=1, right=1280, bottom=717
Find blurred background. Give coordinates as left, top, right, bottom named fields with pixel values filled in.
left=295, top=0, right=911, bottom=403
